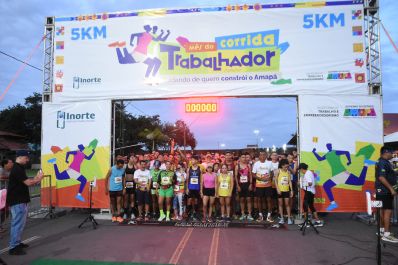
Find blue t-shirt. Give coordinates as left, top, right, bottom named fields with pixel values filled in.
left=375, top=158, right=397, bottom=195
left=109, top=165, right=125, bottom=191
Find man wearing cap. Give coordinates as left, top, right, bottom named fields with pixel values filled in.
left=7, top=150, right=43, bottom=255
left=375, top=147, right=398, bottom=243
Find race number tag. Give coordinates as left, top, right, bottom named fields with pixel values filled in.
left=281, top=176, right=289, bottom=185
left=152, top=182, right=158, bottom=188
left=240, top=175, right=248, bottom=183
left=220, top=182, right=229, bottom=189
left=190, top=178, right=198, bottom=185
left=114, top=176, right=122, bottom=184
left=174, top=185, right=180, bottom=192
left=139, top=177, right=147, bottom=185
left=126, top=182, right=134, bottom=188
left=161, top=176, right=169, bottom=185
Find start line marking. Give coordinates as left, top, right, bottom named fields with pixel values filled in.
left=0, top=236, right=41, bottom=254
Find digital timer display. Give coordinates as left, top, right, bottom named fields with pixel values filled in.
left=185, top=103, right=217, bottom=113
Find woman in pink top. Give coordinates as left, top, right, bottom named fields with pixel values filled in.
left=200, top=165, right=217, bottom=222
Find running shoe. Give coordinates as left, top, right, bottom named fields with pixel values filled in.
left=226, top=217, right=232, bottom=223
left=116, top=216, right=124, bottom=223
left=256, top=215, right=264, bottom=222
left=158, top=215, right=166, bottom=222
left=314, top=220, right=324, bottom=227
left=326, top=202, right=338, bottom=211
left=287, top=218, right=293, bottom=225
left=239, top=215, right=246, bottom=221
left=144, top=214, right=150, bottom=221
left=247, top=215, right=254, bottom=221
left=128, top=220, right=136, bottom=225
left=266, top=216, right=274, bottom=223
left=75, top=194, right=85, bottom=202
left=131, top=213, right=136, bottom=220
left=166, top=217, right=170, bottom=222
left=382, top=234, right=398, bottom=243
left=123, top=213, right=127, bottom=220
left=278, top=217, right=285, bottom=225
left=376, top=230, right=384, bottom=237
left=111, top=216, right=117, bottom=222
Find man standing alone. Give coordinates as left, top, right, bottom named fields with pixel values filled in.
left=7, top=150, right=43, bottom=255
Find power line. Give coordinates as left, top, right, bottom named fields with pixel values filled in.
left=0, top=50, right=43, bottom=72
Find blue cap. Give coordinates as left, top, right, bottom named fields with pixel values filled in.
left=16, top=150, right=30, bottom=157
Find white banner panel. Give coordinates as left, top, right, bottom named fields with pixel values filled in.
left=41, top=100, right=111, bottom=208
left=52, top=1, right=367, bottom=102
left=298, top=95, right=383, bottom=212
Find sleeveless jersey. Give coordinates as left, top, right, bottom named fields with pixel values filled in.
left=218, top=173, right=232, bottom=197
left=188, top=166, right=201, bottom=190
left=277, top=170, right=290, bottom=192
left=150, top=169, right=162, bottom=189
left=109, top=166, right=125, bottom=191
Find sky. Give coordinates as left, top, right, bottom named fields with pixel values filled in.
left=0, top=0, right=397, bottom=149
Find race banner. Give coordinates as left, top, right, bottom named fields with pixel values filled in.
left=41, top=100, right=111, bottom=208
left=298, top=95, right=383, bottom=212
left=52, top=1, right=367, bottom=102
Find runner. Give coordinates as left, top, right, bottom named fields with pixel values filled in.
left=186, top=155, right=201, bottom=221
left=217, top=164, right=234, bottom=222
left=235, top=154, right=253, bottom=221
left=150, top=160, right=162, bottom=219
left=123, top=155, right=137, bottom=223
left=134, top=160, right=152, bottom=221
left=288, top=153, right=299, bottom=214
left=201, top=165, right=217, bottom=222
left=274, top=159, right=293, bottom=225
left=252, top=151, right=273, bottom=222
left=173, top=163, right=186, bottom=221
left=298, top=163, right=323, bottom=227
left=270, top=152, right=279, bottom=216
left=157, top=161, right=175, bottom=222
left=105, top=159, right=125, bottom=223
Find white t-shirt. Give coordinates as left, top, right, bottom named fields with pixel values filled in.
left=252, top=161, right=272, bottom=175
left=133, top=169, right=151, bottom=188
left=301, top=170, right=316, bottom=194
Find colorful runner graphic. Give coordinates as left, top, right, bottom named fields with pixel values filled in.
left=312, top=143, right=376, bottom=211
left=47, top=139, right=98, bottom=202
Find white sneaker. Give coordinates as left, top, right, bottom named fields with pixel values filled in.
left=123, top=213, right=127, bottom=219
left=158, top=215, right=166, bottom=222
left=287, top=218, right=293, bottom=225
left=266, top=216, right=274, bottom=223
left=278, top=217, right=285, bottom=225
left=382, top=233, right=398, bottom=243
left=166, top=217, right=170, bottom=222
left=131, top=213, right=136, bottom=220
left=314, top=220, right=324, bottom=227
left=376, top=230, right=384, bottom=237
left=128, top=220, right=136, bottom=224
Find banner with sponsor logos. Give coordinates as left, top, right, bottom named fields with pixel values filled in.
left=41, top=100, right=111, bottom=208
left=52, top=1, right=367, bottom=102
left=298, top=95, right=383, bottom=212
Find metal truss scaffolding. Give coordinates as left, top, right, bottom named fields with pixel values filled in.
left=42, top=17, right=55, bottom=103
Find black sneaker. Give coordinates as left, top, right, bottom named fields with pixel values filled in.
left=9, top=246, right=26, bottom=255
left=19, top=242, right=29, bottom=248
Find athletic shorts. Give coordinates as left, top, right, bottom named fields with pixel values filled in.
left=109, top=190, right=123, bottom=198
left=272, top=188, right=278, bottom=199
left=376, top=194, right=394, bottom=210
left=278, top=191, right=290, bottom=199
left=188, top=189, right=200, bottom=199
left=255, top=187, right=273, bottom=198
left=125, top=188, right=135, bottom=195
left=238, top=184, right=250, bottom=198
left=159, top=187, right=174, bottom=198
left=136, top=190, right=150, bottom=205
left=203, top=188, right=215, bottom=197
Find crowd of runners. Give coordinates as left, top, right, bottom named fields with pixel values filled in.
left=105, top=148, right=323, bottom=227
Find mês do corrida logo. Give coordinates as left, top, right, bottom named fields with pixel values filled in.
left=108, top=25, right=289, bottom=78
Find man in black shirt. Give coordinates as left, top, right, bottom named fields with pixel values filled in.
left=375, top=147, right=398, bottom=243
left=7, top=150, right=43, bottom=255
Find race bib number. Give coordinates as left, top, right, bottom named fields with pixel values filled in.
left=240, top=175, right=248, bottom=183
left=174, top=185, right=180, bottom=192
left=139, top=177, right=147, bottom=185
left=220, top=182, right=229, bottom=189
left=190, top=178, right=199, bottom=185
left=161, top=176, right=170, bottom=185
left=281, top=177, right=289, bottom=185
left=114, top=176, right=122, bottom=184
left=152, top=182, right=158, bottom=188
left=126, top=182, right=134, bottom=188
left=177, top=176, right=182, bottom=183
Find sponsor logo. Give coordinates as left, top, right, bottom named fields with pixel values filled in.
left=355, top=73, right=365, bottom=83
left=297, top=72, right=324, bottom=81
left=352, top=10, right=362, bottom=20
left=355, top=58, right=364, bottom=67
left=72, top=76, right=102, bottom=89
left=352, top=26, right=362, bottom=36
left=56, top=41, right=64, bottom=50
left=327, top=71, right=351, bottom=80
left=55, top=70, right=64, bottom=79
left=56, top=110, right=96, bottom=129
left=353, top=43, right=364, bottom=53
left=54, top=84, right=63, bottom=93
left=303, top=106, right=339, bottom=118
left=344, top=105, right=376, bottom=117
left=56, top=26, right=65, bottom=36
left=55, top=56, right=64, bottom=64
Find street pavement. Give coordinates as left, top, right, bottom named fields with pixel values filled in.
left=0, top=212, right=397, bottom=265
